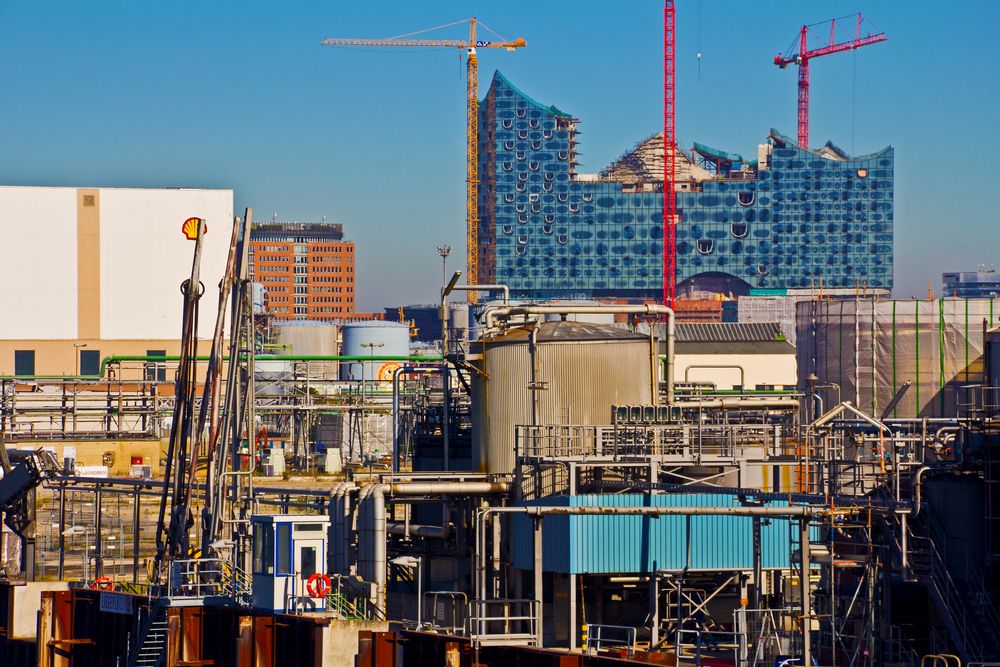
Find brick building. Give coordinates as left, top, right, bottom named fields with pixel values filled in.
left=248, top=222, right=355, bottom=321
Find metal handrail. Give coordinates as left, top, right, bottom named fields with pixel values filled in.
left=586, top=624, right=637, bottom=657
left=467, top=599, right=539, bottom=645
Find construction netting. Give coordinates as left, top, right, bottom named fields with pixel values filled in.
left=796, top=298, right=1000, bottom=418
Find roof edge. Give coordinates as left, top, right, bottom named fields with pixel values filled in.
left=489, top=70, right=573, bottom=118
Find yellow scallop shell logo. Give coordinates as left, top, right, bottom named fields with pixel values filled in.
left=182, top=217, right=207, bottom=240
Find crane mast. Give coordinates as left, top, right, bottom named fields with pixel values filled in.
left=774, top=13, right=887, bottom=149
left=662, top=1, right=676, bottom=309
left=322, top=19, right=525, bottom=303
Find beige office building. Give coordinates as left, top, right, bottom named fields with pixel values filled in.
left=0, top=185, right=233, bottom=377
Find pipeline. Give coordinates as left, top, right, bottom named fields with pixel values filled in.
left=484, top=303, right=675, bottom=404
left=674, top=397, right=800, bottom=409
left=1, top=353, right=443, bottom=382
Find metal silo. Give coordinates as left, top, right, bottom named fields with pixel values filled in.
left=274, top=321, right=339, bottom=356
left=470, top=321, right=654, bottom=474
left=340, top=321, right=410, bottom=382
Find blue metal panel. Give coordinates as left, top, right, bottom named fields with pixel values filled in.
left=511, top=493, right=815, bottom=574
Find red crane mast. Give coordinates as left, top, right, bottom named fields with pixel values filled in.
left=774, top=13, right=886, bottom=149
left=662, top=0, right=676, bottom=309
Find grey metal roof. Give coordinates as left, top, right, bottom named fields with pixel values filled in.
left=675, top=322, right=784, bottom=343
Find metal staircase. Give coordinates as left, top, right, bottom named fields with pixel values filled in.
left=884, top=504, right=1000, bottom=663
left=128, top=599, right=169, bottom=667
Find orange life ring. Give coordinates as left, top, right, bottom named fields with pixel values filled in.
left=306, top=573, right=331, bottom=598
left=91, top=576, right=113, bottom=591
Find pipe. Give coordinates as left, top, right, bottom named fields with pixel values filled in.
left=388, top=481, right=509, bottom=495
left=674, top=398, right=800, bottom=409
left=386, top=521, right=451, bottom=539
left=683, top=364, right=746, bottom=390
left=0, top=354, right=443, bottom=382
left=453, top=284, right=509, bottom=304
left=391, top=366, right=442, bottom=473
left=485, top=303, right=674, bottom=404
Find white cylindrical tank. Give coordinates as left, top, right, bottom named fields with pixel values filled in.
left=340, top=321, right=410, bottom=382
left=274, top=321, right=339, bottom=356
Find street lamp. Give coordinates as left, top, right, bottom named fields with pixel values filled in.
left=437, top=245, right=452, bottom=289
left=391, top=555, right=423, bottom=629
left=73, top=342, right=87, bottom=376
left=62, top=525, right=91, bottom=583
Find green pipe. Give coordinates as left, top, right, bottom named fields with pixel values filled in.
left=0, top=354, right=442, bottom=381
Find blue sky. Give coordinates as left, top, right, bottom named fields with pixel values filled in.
left=2, top=1, right=998, bottom=309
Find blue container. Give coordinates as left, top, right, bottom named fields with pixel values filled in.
left=511, top=493, right=816, bottom=574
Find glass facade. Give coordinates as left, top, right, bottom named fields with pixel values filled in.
left=478, top=71, right=893, bottom=299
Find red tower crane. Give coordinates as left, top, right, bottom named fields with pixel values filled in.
left=662, top=0, right=676, bottom=309
left=774, top=13, right=886, bottom=149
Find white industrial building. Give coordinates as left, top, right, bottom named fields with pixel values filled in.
left=0, top=185, right=233, bottom=375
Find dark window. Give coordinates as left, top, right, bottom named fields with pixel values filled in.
left=276, top=524, right=292, bottom=575
left=14, top=350, right=34, bottom=376
left=300, top=546, right=317, bottom=578
left=145, top=349, right=166, bottom=382
left=80, top=349, right=100, bottom=376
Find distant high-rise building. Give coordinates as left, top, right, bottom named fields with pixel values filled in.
left=477, top=71, right=894, bottom=300
left=943, top=267, right=1000, bottom=299
left=248, top=222, right=355, bottom=320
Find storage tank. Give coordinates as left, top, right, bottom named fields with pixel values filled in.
left=470, top=321, right=655, bottom=474
left=796, top=298, right=1000, bottom=418
left=274, top=321, right=339, bottom=356
left=339, top=321, right=410, bottom=382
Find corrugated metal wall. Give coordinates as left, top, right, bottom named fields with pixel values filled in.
left=511, top=493, right=812, bottom=574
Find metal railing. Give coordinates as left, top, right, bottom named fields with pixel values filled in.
left=585, top=624, right=637, bottom=657
left=467, top=599, right=539, bottom=646
left=516, top=423, right=787, bottom=463
left=168, top=558, right=251, bottom=606
left=424, top=591, right=468, bottom=634
left=326, top=574, right=385, bottom=621
left=958, top=385, right=1000, bottom=420
left=673, top=628, right=740, bottom=665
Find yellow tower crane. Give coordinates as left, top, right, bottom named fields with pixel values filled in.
left=322, top=18, right=526, bottom=303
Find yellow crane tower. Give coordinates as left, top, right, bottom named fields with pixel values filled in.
left=322, top=18, right=526, bottom=303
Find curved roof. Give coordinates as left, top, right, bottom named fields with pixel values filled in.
left=485, top=320, right=647, bottom=346
left=768, top=128, right=892, bottom=161
left=489, top=70, right=573, bottom=119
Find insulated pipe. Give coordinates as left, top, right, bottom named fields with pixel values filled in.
left=391, top=366, right=443, bottom=473
left=371, top=485, right=387, bottom=608
left=386, top=521, right=451, bottom=539
left=388, top=481, right=509, bottom=495
left=485, top=304, right=675, bottom=404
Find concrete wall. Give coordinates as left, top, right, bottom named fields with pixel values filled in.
left=322, top=620, right=390, bottom=667
left=8, top=582, right=69, bottom=639
left=675, top=352, right=797, bottom=389
left=0, top=185, right=233, bottom=346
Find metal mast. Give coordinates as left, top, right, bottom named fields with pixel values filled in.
left=663, top=0, right=676, bottom=308
left=774, top=13, right=887, bottom=149
left=322, top=19, right=526, bottom=303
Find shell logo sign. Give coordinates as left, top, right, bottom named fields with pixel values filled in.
left=181, top=217, right=207, bottom=240
left=376, top=362, right=402, bottom=383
